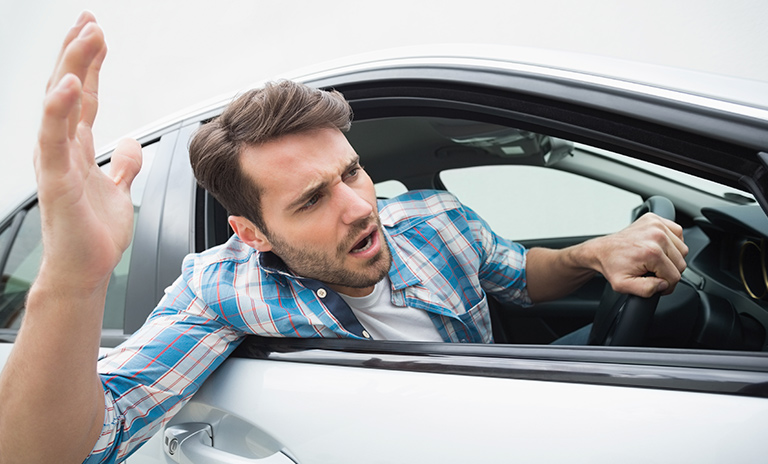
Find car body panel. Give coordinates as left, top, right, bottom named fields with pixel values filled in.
left=152, top=357, right=767, bottom=464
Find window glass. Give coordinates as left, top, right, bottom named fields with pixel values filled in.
left=375, top=180, right=408, bottom=199
left=440, top=165, right=642, bottom=240
left=0, top=207, right=41, bottom=329
left=0, top=142, right=158, bottom=332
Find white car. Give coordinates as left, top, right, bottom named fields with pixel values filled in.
left=1, top=46, right=768, bottom=463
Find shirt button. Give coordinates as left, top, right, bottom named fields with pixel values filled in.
left=362, top=330, right=371, bottom=339
left=317, top=288, right=327, bottom=298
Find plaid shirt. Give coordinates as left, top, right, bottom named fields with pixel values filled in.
left=87, top=190, right=530, bottom=463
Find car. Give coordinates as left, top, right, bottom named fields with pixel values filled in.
left=1, top=45, right=768, bottom=463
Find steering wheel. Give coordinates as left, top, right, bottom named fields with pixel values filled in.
left=587, top=196, right=676, bottom=346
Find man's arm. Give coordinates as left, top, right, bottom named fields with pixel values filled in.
left=0, top=12, right=141, bottom=463
left=526, top=213, right=689, bottom=303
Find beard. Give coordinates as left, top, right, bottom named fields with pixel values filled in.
left=266, top=216, right=392, bottom=290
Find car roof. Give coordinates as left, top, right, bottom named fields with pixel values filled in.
left=288, top=44, right=768, bottom=114
left=114, top=44, right=768, bottom=152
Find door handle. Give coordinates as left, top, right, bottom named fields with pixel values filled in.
left=164, top=423, right=296, bottom=463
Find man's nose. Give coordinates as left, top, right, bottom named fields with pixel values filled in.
left=336, top=183, right=373, bottom=224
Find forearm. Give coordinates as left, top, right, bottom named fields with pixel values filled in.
left=0, top=279, right=108, bottom=463
left=526, top=213, right=689, bottom=303
left=525, top=245, right=597, bottom=303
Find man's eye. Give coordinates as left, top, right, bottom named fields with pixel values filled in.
left=345, top=166, right=361, bottom=180
left=300, top=194, right=321, bottom=211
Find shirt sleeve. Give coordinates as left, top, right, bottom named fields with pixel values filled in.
left=84, top=271, right=244, bottom=463
left=460, top=202, right=532, bottom=307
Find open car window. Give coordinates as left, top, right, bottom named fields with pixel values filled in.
left=199, top=109, right=767, bottom=353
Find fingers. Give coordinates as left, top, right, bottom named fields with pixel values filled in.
left=603, top=213, right=689, bottom=298
left=663, top=231, right=688, bottom=275
left=37, top=12, right=107, bottom=184
left=637, top=214, right=689, bottom=284
left=653, top=215, right=688, bottom=258
left=46, top=12, right=95, bottom=92
left=79, top=39, right=107, bottom=129
left=611, top=258, right=677, bottom=298
left=620, top=275, right=669, bottom=298
left=35, top=74, right=83, bottom=176
left=48, top=14, right=106, bottom=131
left=109, top=139, right=143, bottom=192
left=642, top=246, right=683, bottom=296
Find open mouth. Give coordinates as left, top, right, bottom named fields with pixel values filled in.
left=350, top=231, right=375, bottom=254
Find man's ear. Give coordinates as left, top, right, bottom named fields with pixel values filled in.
left=228, top=215, right=272, bottom=252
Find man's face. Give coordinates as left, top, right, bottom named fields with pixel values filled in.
left=238, top=128, right=392, bottom=297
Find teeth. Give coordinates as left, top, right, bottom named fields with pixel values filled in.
left=352, top=234, right=372, bottom=253
left=359, top=235, right=372, bottom=252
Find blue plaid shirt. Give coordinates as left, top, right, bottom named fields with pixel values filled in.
left=88, top=190, right=530, bottom=463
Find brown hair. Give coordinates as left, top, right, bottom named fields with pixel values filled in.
left=189, top=80, right=352, bottom=233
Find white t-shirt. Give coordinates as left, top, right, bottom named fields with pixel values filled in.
left=338, top=277, right=443, bottom=341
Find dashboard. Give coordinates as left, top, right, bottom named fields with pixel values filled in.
left=684, top=202, right=768, bottom=350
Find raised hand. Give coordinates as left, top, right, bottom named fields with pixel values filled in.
left=33, top=11, right=142, bottom=293
left=0, top=13, right=143, bottom=463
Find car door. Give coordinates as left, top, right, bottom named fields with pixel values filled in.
left=134, top=339, right=765, bottom=464
left=123, top=60, right=768, bottom=463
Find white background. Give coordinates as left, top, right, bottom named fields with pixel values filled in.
left=1, top=0, right=767, bottom=215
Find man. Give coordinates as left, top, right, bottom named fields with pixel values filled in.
left=0, top=13, right=687, bottom=464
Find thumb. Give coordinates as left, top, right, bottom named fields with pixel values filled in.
left=109, top=138, right=142, bottom=191
left=621, top=275, right=668, bottom=298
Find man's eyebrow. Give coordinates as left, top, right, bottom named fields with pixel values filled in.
left=287, top=180, right=329, bottom=211
left=287, top=156, right=361, bottom=211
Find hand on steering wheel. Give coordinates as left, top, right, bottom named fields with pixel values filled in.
left=588, top=196, right=682, bottom=346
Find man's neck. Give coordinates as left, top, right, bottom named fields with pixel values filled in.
left=328, top=283, right=375, bottom=298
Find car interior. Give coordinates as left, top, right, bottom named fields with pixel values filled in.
left=200, top=114, right=768, bottom=351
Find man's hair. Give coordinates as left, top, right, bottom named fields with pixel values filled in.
left=189, top=80, right=353, bottom=233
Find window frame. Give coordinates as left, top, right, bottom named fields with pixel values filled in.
left=0, top=207, right=29, bottom=341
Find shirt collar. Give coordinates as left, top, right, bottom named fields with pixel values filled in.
left=383, top=227, right=421, bottom=290
left=257, top=250, right=293, bottom=286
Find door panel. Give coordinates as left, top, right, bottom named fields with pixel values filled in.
left=128, top=357, right=768, bottom=464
